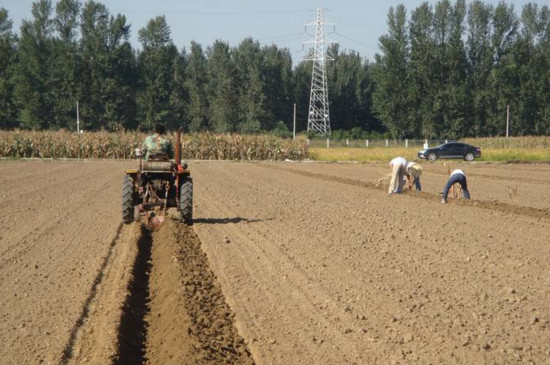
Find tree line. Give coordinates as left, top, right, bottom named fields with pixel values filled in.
left=0, top=0, right=548, bottom=138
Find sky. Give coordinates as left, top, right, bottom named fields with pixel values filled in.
left=2, top=0, right=546, bottom=65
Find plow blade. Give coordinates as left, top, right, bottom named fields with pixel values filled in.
left=148, top=214, right=165, bottom=230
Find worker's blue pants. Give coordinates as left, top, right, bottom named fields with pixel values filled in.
left=443, top=174, right=470, bottom=200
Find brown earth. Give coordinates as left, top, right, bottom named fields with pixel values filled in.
left=1, top=159, right=549, bottom=364
left=279, top=161, right=550, bottom=210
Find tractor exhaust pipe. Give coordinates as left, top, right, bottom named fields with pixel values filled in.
left=175, top=127, right=182, bottom=167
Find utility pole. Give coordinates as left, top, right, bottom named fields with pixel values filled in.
left=506, top=105, right=510, bottom=137
left=76, top=100, right=80, bottom=134
left=304, top=7, right=335, bottom=137
left=293, top=103, right=296, bottom=140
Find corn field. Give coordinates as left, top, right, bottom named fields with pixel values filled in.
left=462, top=136, right=550, bottom=149
left=0, top=130, right=309, bottom=161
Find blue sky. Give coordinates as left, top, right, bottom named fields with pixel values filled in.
left=2, top=0, right=545, bottom=64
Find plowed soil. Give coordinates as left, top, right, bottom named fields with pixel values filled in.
left=1, top=159, right=549, bottom=365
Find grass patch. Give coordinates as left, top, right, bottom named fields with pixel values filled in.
left=310, top=147, right=550, bottom=162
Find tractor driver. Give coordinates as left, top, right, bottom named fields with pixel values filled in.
left=142, top=123, right=174, bottom=161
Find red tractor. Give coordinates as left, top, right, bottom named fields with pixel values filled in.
left=122, top=129, right=192, bottom=228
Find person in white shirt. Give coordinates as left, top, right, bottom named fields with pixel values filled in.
left=388, top=157, right=407, bottom=194
left=441, top=169, right=470, bottom=203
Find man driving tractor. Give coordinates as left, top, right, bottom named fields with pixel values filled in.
left=142, top=122, right=174, bottom=161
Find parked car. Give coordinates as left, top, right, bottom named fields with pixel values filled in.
left=418, top=142, right=481, bottom=161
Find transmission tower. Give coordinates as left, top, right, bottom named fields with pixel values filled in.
left=305, top=8, right=334, bottom=136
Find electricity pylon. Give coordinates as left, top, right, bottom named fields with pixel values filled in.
left=304, top=7, right=334, bottom=136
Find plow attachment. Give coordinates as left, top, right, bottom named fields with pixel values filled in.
left=137, top=203, right=167, bottom=230
left=138, top=195, right=168, bottom=230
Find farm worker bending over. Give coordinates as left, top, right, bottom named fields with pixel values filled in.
left=388, top=156, right=407, bottom=195
left=441, top=169, right=471, bottom=203
left=405, top=161, right=423, bottom=191
left=142, top=123, right=174, bottom=161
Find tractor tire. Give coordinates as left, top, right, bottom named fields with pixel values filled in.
left=122, top=175, right=135, bottom=224
left=180, top=177, right=193, bottom=224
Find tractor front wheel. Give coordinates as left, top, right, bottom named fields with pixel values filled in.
left=122, top=175, right=135, bottom=224
left=180, top=177, right=193, bottom=224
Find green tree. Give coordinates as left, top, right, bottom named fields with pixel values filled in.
left=50, top=0, right=81, bottom=129
left=262, top=44, right=293, bottom=132
left=465, top=0, right=494, bottom=136
left=512, top=3, right=550, bottom=135
left=233, top=37, right=265, bottom=133
left=137, top=15, right=178, bottom=131
left=80, top=1, right=136, bottom=130
left=484, top=2, right=518, bottom=136
left=184, top=42, right=209, bottom=132
left=373, top=5, right=412, bottom=138
left=271, top=120, right=291, bottom=138
left=15, top=0, right=55, bottom=129
left=104, top=14, right=137, bottom=130
left=170, top=48, right=188, bottom=131
left=357, top=60, right=381, bottom=132
left=408, top=2, right=436, bottom=137
left=326, top=44, right=368, bottom=131
left=437, top=0, right=469, bottom=138
left=291, top=60, right=311, bottom=133
left=206, top=40, right=237, bottom=133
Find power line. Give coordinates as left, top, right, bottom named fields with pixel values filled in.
left=119, top=9, right=311, bottom=16
left=258, top=32, right=305, bottom=42
left=333, top=31, right=377, bottom=50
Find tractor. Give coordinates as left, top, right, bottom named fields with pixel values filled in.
left=122, top=128, right=193, bottom=228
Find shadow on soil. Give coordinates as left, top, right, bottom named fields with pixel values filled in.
left=192, top=217, right=269, bottom=225
left=114, top=226, right=152, bottom=365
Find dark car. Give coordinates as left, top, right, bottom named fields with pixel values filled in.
left=418, top=142, right=481, bottom=161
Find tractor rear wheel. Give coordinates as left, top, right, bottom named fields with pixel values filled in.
left=122, top=175, right=135, bottom=224
left=180, top=177, right=193, bottom=224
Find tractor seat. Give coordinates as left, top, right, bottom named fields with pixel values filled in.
left=148, top=152, right=170, bottom=161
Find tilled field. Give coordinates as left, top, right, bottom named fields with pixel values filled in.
left=1, top=159, right=549, bottom=364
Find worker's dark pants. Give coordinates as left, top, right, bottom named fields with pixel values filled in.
left=443, top=174, right=470, bottom=200
left=413, top=177, right=421, bottom=191
left=402, top=176, right=421, bottom=191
